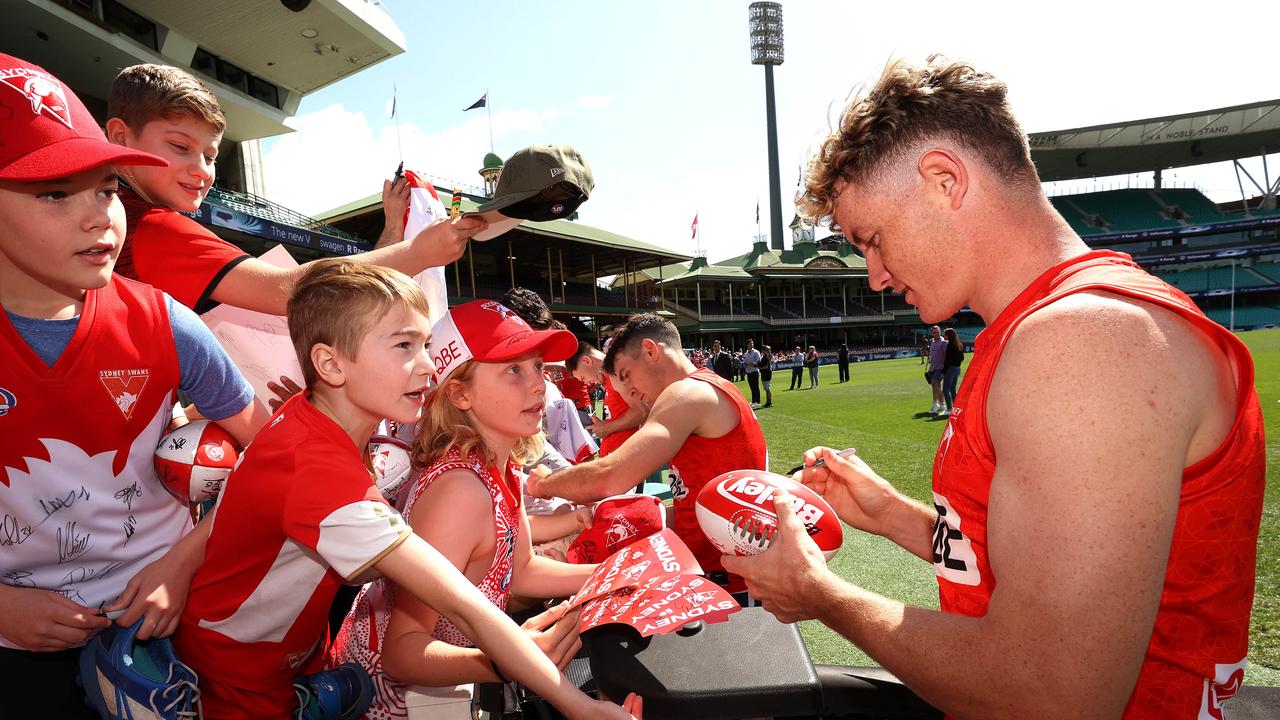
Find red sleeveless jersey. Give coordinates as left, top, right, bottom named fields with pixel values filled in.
left=668, top=368, right=769, bottom=590
left=599, top=376, right=637, bottom=457
left=931, top=251, right=1264, bottom=719
left=0, top=278, right=188, bottom=647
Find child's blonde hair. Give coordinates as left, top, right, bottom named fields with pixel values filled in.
left=287, top=258, right=430, bottom=388
left=109, top=64, right=226, bottom=134
left=413, top=360, right=544, bottom=470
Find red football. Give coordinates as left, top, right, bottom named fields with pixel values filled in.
left=695, top=470, right=843, bottom=561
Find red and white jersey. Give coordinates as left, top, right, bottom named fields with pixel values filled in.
left=931, top=251, right=1265, bottom=719
left=331, top=450, right=522, bottom=720
left=175, top=393, right=409, bottom=709
left=667, top=368, right=768, bottom=591
left=598, top=376, right=637, bottom=457
left=115, top=186, right=249, bottom=313
left=0, top=278, right=189, bottom=649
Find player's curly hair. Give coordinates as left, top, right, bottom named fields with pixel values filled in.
left=799, top=54, right=1038, bottom=228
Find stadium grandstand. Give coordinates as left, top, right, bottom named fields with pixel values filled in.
left=1, top=0, right=402, bottom=260
left=1032, top=99, right=1280, bottom=333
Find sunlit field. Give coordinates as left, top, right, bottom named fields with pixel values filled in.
left=735, top=329, right=1280, bottom=685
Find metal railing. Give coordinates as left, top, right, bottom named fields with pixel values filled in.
left=205, top=186, right=365, bottom=243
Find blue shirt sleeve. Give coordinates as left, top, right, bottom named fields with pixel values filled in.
left=167, top=295, right=254, bottom=421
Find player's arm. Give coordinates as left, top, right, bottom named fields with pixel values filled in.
left=529, top=381, right=709, bottom=502
left=727, top=298, right=1205, bottom=718
left=210, top=216, right=488, bottom=316
left=593, top=395, right=646, bottom=437
left=509, top=506, right=596, bottom=598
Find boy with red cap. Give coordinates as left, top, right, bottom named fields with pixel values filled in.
left=0, top=53, right=260, bottom=718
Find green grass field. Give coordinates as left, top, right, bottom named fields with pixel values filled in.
left=732, top=329, right=1280, bottom=685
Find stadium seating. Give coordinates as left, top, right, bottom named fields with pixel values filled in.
left=1203, top=305, right=1280, bottom=328
left=1251, top=262, right=1280, bottom=284
left=1155, top=189, right=1224, bottom=224
left=1157, top=265, right=1278, bottom=294
left=1047, top=188, right=1241, bottom=235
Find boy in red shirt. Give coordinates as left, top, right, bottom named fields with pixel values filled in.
left=104, top=64, right=486, bottom=316
left=176, top=259, right=639, bottom=720
left=0, top=53, right=260, bottom=718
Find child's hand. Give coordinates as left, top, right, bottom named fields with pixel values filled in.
left=267, top=375, right=303, bottom=412
left=411, top=216, right=488, bottom=267
left=381, top=176, right=410, bottom=237
left=103, top=549, right=196, bottom=640
left=0, top=586, right=110, bottom=651
left=574, top=506, right=594, bottom=531
left=581, top=693, right=643, bottom=720
left=519, top=602, right=582, bottom=671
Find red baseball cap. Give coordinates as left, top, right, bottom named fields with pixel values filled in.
left=429, top=300, right=578, bottom=385
left=0, top=53, right=166, bottom=181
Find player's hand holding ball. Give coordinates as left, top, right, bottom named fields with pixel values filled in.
left=719, top=487, right=838, bottom=624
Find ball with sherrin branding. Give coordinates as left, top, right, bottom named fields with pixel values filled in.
left=369, top=435, right=414, bottom=501
left=695, top=469, right=843, bottom=560
left=154, top=420, right=241, bottom=504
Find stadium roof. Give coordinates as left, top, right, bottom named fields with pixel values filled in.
left=629, top=240, right=868, bottom=285
left=2, top=0, right=405, bottom=142
left=1030, top=100, right=1280, bottom=182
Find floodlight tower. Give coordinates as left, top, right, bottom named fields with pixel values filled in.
left=749, top=2, right=785, bottom=251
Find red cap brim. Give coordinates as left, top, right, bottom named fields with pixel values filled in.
left=0, top=136, right=166, bottom=181
left=480, top=327, right=579, bottom=364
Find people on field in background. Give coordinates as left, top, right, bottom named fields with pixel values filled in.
left=926, top=325, right=947, bottom=413
left=742, top=339, right=763, bottom=408
left=837, top=343, right=851, bottom=383
left=939, top=328, right=965, bottom=417
left=789, top=346, right=804, bottom=390
left=706, top=339, right=734, bottom=382
left=805, top=345, right=820, bottom=388
left=759, top=344, right=774, bottom=408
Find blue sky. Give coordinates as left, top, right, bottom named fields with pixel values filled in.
left=261, top=0, right=1280, bottom=262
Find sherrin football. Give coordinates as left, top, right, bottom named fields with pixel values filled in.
left=369, top=435, right=414, bottom=501
left=154, top=420, right=241, bottom=504
left=695, top=470, right=843, bottom=561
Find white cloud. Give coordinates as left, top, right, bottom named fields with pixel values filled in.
left=577, top=94, right=618, bottom=109
left=261, top=103, right=557, bottom=217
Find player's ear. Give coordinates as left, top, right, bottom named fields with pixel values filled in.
left=918, top=148, right=968, bottom=210
left=640, top=338, right=659, bottom=360
left=310, top=343, right=344, bottom=387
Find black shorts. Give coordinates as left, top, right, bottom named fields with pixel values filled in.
left=0, top=645, right=98, bottom=719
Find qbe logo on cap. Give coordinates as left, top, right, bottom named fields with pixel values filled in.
left=0, top=387, right=16, bottom=417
